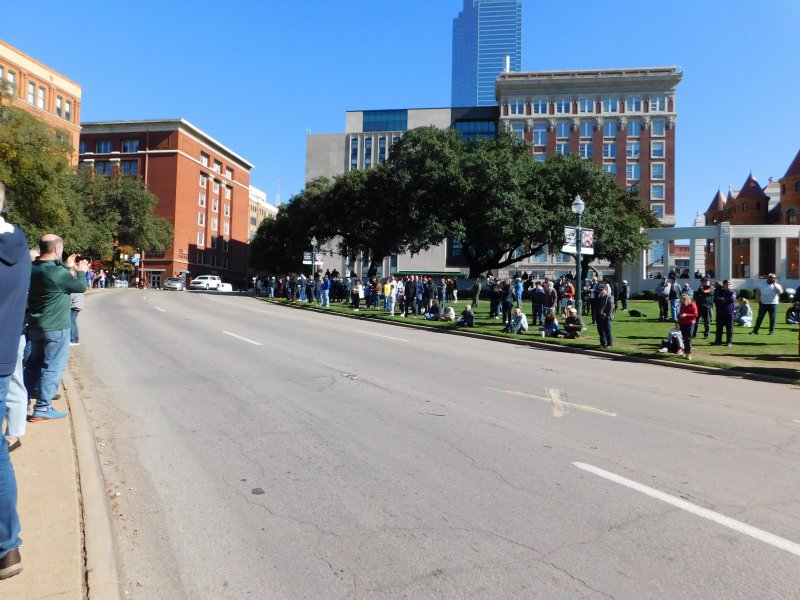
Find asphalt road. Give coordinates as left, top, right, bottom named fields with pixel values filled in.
left=72, top=289, right=800, bottom=599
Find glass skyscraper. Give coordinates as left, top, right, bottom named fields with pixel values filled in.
left=452, top=0, right=522, bottom=107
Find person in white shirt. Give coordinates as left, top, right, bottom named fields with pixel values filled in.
left=751, top=273, right=783, bottom=335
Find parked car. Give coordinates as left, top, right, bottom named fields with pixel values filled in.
left=189, top=275, right=222, bottom=290
left=217, top=283, right=233, bottom=292
left=163, top=277, right=185, bottom=291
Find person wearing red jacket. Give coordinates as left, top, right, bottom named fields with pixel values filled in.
left=678, top=293, right=699, bottom=359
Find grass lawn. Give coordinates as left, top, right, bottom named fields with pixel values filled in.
left=259, top=296, right=799, bottom=382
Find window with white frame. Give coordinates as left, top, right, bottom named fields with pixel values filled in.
left=533, top=123, right=547, bottom=145
left=556, top=122, right=570, bottom=138
left=121, top=139, right=139, bottom=153
left=603, top=142, right=616, bottom=159
left=556, top=143, right=569, bottom=156
left=651, top=184, right=665, bottom=200
left=554, top=252, right=571, bottom=263
left=225, top=186, right=231, bottom=199
left=512, top=123, right=524, bottom=140
left=603, top=98, right=618, bottom=113
left=532, top=99, right=547, bottom=114
left=37, top=87, right=45, bottom=109
left=64, top=100, right=71, bottom=121
left=603, top=121, right=617, bottom=137
left=223, top=221, right=230, bottom=235
left=225, top=167, right=233, bottom=179
left=626, top=163, right=640, bottom=180
left=199, top=173, right=208, bottom=187
left=579, top=121, right=593, bottom=138
left=651, top=163, right=665, bottom=180
left=627, top=120, right=642, bottom=137
left=213, top=180, right=220, bottom=194
left=96, top=140, right=112, bottom=153
left=603, top=163, right=617, bottom=176
left=533, top=153, right=546, bottom=162
left=212, top=198, right=219, bottom=212
left=200, top=152, right=209, bottom=166
left=199, top=192, right=206, bottom=207
left=555, top=99, right=570, bottom=114
left=197, top=232, right=205, bottom=247
left=579, top=142, right=593, bottom=159
left=650, top=96, right=667, bottom=111
left=224, top=204, right=230, bottom=217
left=626, top=142, right=640, bottom=159
left=509, top=99, right=525, bottom=115
left=6, top=71, right=15, bottom=96
left=651, top=119, right=666, bottom=136
left=211, top=216, right=218, bottom=231
left=651, top=204, right=665, bottom=219
left=531, top=247, right=547, bottom=262
left=27, top=81, right=35, bottom=103
left=213, top=160, right=221, bottom=173
left=198, top=212, right=205, bottom=226
left=56, top=96, right=62, bottom=117
left=626, top=97, right=642, bottom=112
left=651, top=140, right=665, bottom=158
left=211, top=236, right=217, bottom=249
left=578, top=98, right=593, bottom=113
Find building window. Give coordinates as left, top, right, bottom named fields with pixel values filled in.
left=555, top=252, right=571, bottom=263
left=579, top=121, right=593, bottom=138
left=795, top=181, right=800, bottom=193
left=626, top=97, right=642, bottom=112
left=224, top=204, right=230, bottom=217
left=223, top=221, right=230, bottom=235
left=626, top=142, right=640, bottom=159
left=651, top=204, right=665, bottom=219
left=555, top=99, right=570, bottom=114
left=578, top=98, right=593, bottom=113
left=603, top=121, right=617, bottom=137
left=651, top=184, right=665, bottom=200
left=200, top=153, right=209, bottom=167
left=603, top=142, right=616, bottom=159
left=532, top=99, right=547, bottom=114
left=121, top=139, right=139, bottom=153
left=603, top=98, right=618, bottom=113
left=556, top=143, right=569, bottom=156
left=364, top=137, right=372, bottom=169
left=65, top=100, right=72, bottom=122
left=96, top=140, right=112, bottom=153
left=533, top=123, right=547, bottom=145
left=199, top=192, right=206, bottom=207
left=651, top=140, right=665, bottom=158
left=651, top=119, right=666, bottom=136
left=94, top=161, right=112, bottom=176
left=362, top=109, right=408, bottom=132
left=37, top=87, right=45, bottom=109
left=742, top=202, right=749, bottom=212
left=213, top=160, right=221, bottom=173
left=197, top=232, right=205, bottom=247
left=196, top=251, right=204, bottom=265
left=212, top=198, right=219, bottom=212
left=533, top=152, right=546, bottom=162
left=226, top=167, right=233, bottom=179
left=27, top=81, right=35, bottom=103
left=787, top=209, right=797, bottom=224
left=650, top=96, right=667, bottom=111
left=224, top=239, right=229, bottom=252
left=56, top=96, right=62, bottom=117
left=556, top=122, right=570, bottom=138
left=627, top=120, right=642, bottom=137
left=603, top=163, right=617, bottom=176
left=579, top=142, right=593, bottom=159
left=225, top=186, right=231, bottom=200
left=509, top=99, right=525, bottom=115
left=211, top=236, right=217, bottom=250
left=378, top=136, right=387, bottom=163
left=651, top=163, right=665, bottom=180
left=626, top=163, right=640, bottom=180
left=213, top=180, right=220, bottom=194
left=121, top=160, right=138, bottom=176
left=212, top=216, right=218, bottom=231
left=512, top=123, right=524, bottom=140
left=7, top=71, right=15, bottom=96
left=198, top=212, right=205, bottom=226
left=350, top=138, right=358, bottom=169
left=199, top=173, right=208, bottom=187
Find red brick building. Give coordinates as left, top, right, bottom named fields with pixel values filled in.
left=79, top=120, right=254, bottom=288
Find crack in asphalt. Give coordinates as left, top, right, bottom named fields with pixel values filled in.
left=438, top=437, right=530, bottom=493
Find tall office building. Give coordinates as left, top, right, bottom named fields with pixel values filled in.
left=451, top=0, right=522, bottom=107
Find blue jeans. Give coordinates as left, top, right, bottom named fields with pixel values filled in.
left=320, top=289, right=330, bottom=307
left=670, top=298, right=680, bottom=321
left=0, top=375, right=22, bottom=559
left=70, top=309, right=80, bottom=343
left=23, top=328, right=71, bottom=412
left=4, top=336, right=27, bottom=438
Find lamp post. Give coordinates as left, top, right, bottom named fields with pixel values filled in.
left=310, top=236, right=318, bottom=278
left=571, top=195, right=585, bottom=316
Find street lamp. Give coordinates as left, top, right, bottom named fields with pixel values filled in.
left=310, top=236, right=318, bottom=278
left=571, top=195, right=585, bottom=316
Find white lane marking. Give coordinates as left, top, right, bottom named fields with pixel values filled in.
left=354, top=330, right=408, bottom=342
left=573, top=462, right=800, bottom=558
left=487, top=387, right=616, bottom=417
left=222, top=331, right=263, bottom=346
left=154, top=307, right=166, bottom=312
left=793, top=419, right=800, bottom=423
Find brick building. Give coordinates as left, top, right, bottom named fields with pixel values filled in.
left=248, top=185, right=277, bottom=241
left=79, top=119, right=253, bottom=288
left=0, top=39, right=81, bottom=163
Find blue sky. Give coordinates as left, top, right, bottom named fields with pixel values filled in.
left=3, top=0, right=799, bottom=226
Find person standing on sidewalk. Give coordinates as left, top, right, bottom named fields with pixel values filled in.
left=0, top=186, right=30, bottom=580
left=23, top=234, right=89, bottom=422
left=750, top=273, right=783, bottom=336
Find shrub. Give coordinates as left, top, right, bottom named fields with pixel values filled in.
left=632, top=289, right=659, bottom=301
left=738, top=288, right=752, bottom=300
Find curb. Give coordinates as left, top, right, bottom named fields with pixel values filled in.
left=258, top=298, right=799, bottom=386
left=63, top=370, right=124, bottom=600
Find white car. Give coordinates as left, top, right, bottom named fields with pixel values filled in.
left=189, top=275, right=222, bottom=290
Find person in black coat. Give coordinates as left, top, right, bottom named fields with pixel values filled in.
left=594, top=286, right=614, bottom=347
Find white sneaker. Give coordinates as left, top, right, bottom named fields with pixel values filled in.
left=70, top=342, right=80, bottom=347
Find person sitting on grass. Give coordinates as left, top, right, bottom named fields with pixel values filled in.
left=539, top=312, right=560, bottom=337
left=504, top=307, right=528, bottom=334
left=656, top=327, right=685, bottom=355
left=734, top=297, right=753, bottom=327
left=423, top=300, right=444, bottom=321
left=456, top=305, right=475, bottom=327
left=559, top=307, right=585, bottom=339
left=786, top=301, right=799, bottom=325
left=441, top=306, right=456, bottom=322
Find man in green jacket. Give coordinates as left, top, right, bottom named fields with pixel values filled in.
left=23, top=234, right=89, bottom=421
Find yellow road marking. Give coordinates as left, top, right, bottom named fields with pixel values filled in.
left=488, top=387, right=617, bottom=417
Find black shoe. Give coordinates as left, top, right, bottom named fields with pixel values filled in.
left=749, top=331, right=758, bottom=335
left=7, top=438, right=21, bottom=452
left=0, top=547, right=22, bottom=580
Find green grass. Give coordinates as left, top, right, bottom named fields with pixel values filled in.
left=259, top=297, right=799, bottom=382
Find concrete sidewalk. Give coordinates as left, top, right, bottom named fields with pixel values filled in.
left=2, top=369, right=122, bottom=599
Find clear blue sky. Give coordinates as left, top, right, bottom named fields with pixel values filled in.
left=3, top=0, right=799, bottom=226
